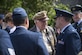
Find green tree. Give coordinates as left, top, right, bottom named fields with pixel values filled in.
left=0, top=0, right=70, bottom=27
left=0, top=0, right=22, bottom=14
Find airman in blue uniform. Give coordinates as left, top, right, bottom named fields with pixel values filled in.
left=71, top=5, right=82, bottom=51
left=0, top=29, right=15, bottom=55
left=54, top=8, right=81, bottom=55
left=10, top=7, right=49, bottom=55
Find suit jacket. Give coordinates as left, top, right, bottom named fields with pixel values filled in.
left=73, top=21, right=82, bottom=50
left=0, top=29, right=15, bottom=55
left=56, top=25, right=81, bottom=55
left=4, top=26, right=11, bottom=33
left=10, top=27, right=49, bottom=55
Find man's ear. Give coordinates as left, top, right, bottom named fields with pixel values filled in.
left=24, top=18, right=28, bottom=24
left=26, top=18, right=29, bottom=28
left=34, top=20, right=38, bottom=24
left=80, top=12, right=82, bottom=17
left=0, top=19, right=3, bottom=23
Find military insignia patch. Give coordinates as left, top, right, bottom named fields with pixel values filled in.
left=58, top=40, right=64, bottom=45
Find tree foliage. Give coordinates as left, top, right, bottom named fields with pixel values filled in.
left=0, top=0, right=70, bottom=27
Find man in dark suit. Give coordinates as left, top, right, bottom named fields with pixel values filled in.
left=71, top=5, right=82, bottom=51
left=0, top=29, right=15, bottom=55
left=10, top=7, right=49, bottom=55
left=54, top=8, right=81, bottom=55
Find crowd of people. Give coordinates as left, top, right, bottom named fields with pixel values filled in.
left=0, top=4, right=82, bottom=55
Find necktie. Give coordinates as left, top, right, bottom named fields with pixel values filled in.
left=75, top=22, right=78, bottom=29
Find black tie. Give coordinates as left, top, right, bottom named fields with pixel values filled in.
left=75, top=22, right=78, bottom=29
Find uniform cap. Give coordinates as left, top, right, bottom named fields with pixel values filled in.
left=12, top=7, right=27, bottom=19
left=71, top=5, right=82, bottom=13
left=33, top=11, right=49, bottom=21
left=55, top=8, right=73, bottom=19
left=0, top=14, right=4, bottom=20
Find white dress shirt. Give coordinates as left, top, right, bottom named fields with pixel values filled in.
left=9, top=26, right=16, bottom=34
left=61, top=23, right=71, bottom=33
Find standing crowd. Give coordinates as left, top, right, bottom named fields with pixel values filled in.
left=0, top=4, right=82, bottom=55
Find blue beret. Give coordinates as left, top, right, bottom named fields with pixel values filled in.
left=71, top=5, right=82, bottom=13
left=55, top=8, right=73, bottom=19
left=0, top=14, right=4, bottom=19
left=12, top=7, right=27, bottom=19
